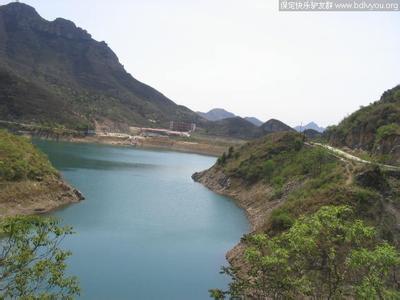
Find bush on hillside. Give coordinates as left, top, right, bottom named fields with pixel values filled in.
left=211, top=206, right=400, bottom=299
left=376, top=123, right=400, bottom=143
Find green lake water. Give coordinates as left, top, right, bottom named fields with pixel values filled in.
left=34, top=140, right=249, bottom=300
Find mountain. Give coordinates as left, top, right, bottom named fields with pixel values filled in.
left=244, top=116, right=263, bottom=127
left=294, top=122, right=325, bottom=133
left=202, top=117, right=264, bottom=140
left=325, top=85, right=400, bottom=164
left=196, top=108, right=236, bottom=121
left=0, top=2, right=201, bottom=131
left=261, top=118, right=295, bottom=134
left=197, top=109, right=264, bottom=126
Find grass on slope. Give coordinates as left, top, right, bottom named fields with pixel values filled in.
left=216, top=132, right=399, bottom=243
left=0, top=130, right=57, bottom=181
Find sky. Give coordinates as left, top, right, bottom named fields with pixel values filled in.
left=2, top=0, right=399, bottom=127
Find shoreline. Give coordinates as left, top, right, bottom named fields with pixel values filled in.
left=1, top=121, right=244, bottom=156
left=28, top=134, right=230, bottom=157
left=192, top=167, right=283, bottom=265
left=192, top=169, right=258, bottom=231
left=1, top=133, right=225, bottom=218
left=0, top=177, right=84, bottom=218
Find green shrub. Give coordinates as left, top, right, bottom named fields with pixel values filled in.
left=271, top=208, right=294, bottom=230
left=376, top=123, right=400, bottom=142
left=212, top=206, right=400, bottom=299
left=217, top=152, right=227, bottom=166
left=271, top=176, right=284, bottom=187
left=262, top=160, right=275, bottom=181
left=227, top=146, right=234, bottom=158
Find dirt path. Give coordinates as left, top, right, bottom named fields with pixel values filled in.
left=312, top=143, right=400, bottom=172
left=344, top=163, right=353, bottom=185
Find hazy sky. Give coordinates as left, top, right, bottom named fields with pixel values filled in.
left=2, top=0, right=399, bottom=127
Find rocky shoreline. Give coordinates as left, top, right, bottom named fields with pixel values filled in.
left=192, top=167, right=283, bottom=264
left=0, top=176, right=84, bottom=217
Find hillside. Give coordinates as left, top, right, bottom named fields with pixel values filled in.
left=202, top=117, right=264, bottom=140
left=193, top=132, right=400, bottom=298
left=303, top=128, right=322, bottom=139
left=325, top=85, right=400, bottom=164
left=244, top=116, right=263, bottom=126
left=0, top=130, right=83, bottom=216
left=261, top=118, right=295, bottom=133
left=0, top=2, right=201, bottom=131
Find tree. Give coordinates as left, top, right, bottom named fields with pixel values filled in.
left=0, top=216, right=80, bottom=299
left=217, top=152, right=227, bottom=166
left=227, top=147, right=234, bottom=159
left=211, top=206, right=400, bottom=299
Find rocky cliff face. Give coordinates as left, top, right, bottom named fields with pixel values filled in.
left=375, top=135, right=400, bottom=163
left=0, top=2, right=200, bottom=130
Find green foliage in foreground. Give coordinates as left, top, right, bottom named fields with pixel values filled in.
left=210, top=206, right=400, bottom=299
left=0, top=130, right=57, bottom=181
left=0, top=216, right=80, bottom=299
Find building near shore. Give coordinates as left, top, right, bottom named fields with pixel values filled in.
left=169, top=121, right=196, bottom=132
left=140, top=127, right=190, bottom=138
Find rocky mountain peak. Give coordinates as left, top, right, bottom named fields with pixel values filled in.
left=51, top=18, right=91, bottom=40
left=1, top=2, right=40, bottom=19
left=0, top=2, right=91, bottom=41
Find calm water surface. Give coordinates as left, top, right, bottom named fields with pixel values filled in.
left=34, top=140, right=249, bottom=300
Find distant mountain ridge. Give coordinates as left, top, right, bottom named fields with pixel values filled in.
left=294, top=122, right=325, bottom=133
left=202, top=117, right=295, bottom=140
left=197, top=108, right=263, bottom=126
left=203, top=117, right=264, bottom=139
left=261, top=119, right=295, bottom=134
left=0, top=2, right=201, bottom=131
left=244, top=117, right=263, bottom=127
left=197, top=108, right=236, bottom=121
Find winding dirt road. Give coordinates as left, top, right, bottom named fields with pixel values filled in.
left=311, top=142, right=400, bottom=172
